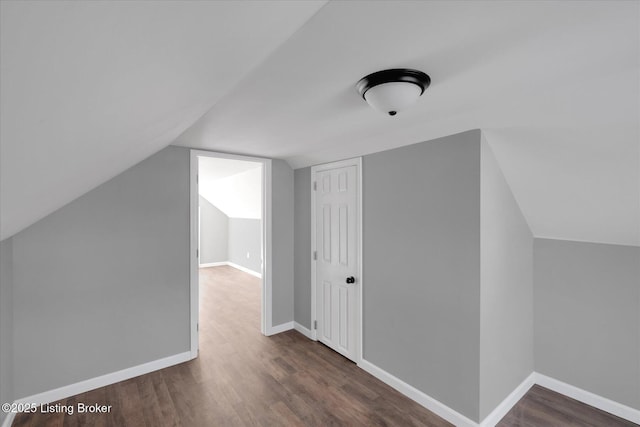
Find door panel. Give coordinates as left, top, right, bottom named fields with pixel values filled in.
left=322, top=205, right=331, bottom=262
left=339, top=205, right=348, bottom=265
left=315, top=164, right=358, bottom=361
left=323, top=281, right=332, bottom=340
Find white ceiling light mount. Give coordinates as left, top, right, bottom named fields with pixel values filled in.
left=356, top=68, right=431, bottom=116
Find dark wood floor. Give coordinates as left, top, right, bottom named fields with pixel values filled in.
left=13, top=266, right=637, bottom=426
left=497, top=384, right=638, bottom=427
left=12, top=266, right=449, bottom=426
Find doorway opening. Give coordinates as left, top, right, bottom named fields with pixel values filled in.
left=189, top=150, right=272, bottom=358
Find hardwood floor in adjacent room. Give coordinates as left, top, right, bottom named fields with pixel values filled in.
left=12, top=266, right=637, bottom=426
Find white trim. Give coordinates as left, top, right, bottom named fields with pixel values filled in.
left=312, top=157, right=364, bottom=173
left=12, top=351, right=190, bottom=407
left=190, top=152, right=199, bottom=358
left=309, top=166, right=318, bottom=341
left=263, top=159, right=272, bottom=335
left=535, top=373, right=640, bottom=425
left=198, top=261, right=262, bottom=278
left=310, top=157, right=362, bottom=362
left=227, top=261, right=262, bottom=278
left=358, top=359, right=479, bottom=427
left=1, top=413, right=15, bottom=427
left=3, top=357, right=637, bottom=427
left=351, top=362, right=640, bottom=427
left=198, top=261, right=228, bottom=268
left=479, top=372, right=535, bottom=427
left=357, top=157, right=363, bottom=365
left=266, top=321, right=294, bottom=336
left=190, top=150, right=272, bottom=348
left=294, top=321, right=314, bottom=339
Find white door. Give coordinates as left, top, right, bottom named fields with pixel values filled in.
left=313, top=160, right=360, bottom=362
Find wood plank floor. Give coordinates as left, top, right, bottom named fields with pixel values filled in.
left=12, top=266, right=638, bottom=426
left=497, top=384, right=638, bottom=427
left=12, top=266, right=450, bottom=427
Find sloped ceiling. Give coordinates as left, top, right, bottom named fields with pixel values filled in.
left=198, top=157, right=262, bottom=219
left=2, top=1, right=638, bottom=246
left=175, top=0, right=639, bottom=246
left=0, top=0, right=325, bottom=240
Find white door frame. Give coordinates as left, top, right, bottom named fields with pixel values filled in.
left=189, top=149, right=273, bottom=359
left=310, top=157, right=363, bottom=364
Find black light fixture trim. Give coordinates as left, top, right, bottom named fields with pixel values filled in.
left=356, top=68, right=431, bottom=99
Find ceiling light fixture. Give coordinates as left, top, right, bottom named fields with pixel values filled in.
left=356, top=68, right=431, bottom=116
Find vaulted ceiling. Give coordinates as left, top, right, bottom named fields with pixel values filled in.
left=198, top=157, right=262, bottom=219
left=0, top=0, right=325, bottom=240
left=1, top=1, right=638, bottom=246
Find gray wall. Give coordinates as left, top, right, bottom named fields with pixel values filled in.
left=479, top=137, right=534, bottom=420
left=293, top=167, right=312, bottom=329
left=2, top=147, right=297, bottom=399
left=199, top=195, right=263, bottom=274
left=11, top=146, right=190, bottom=398
left=290, top=129, right=640, bottom=420
left=534, top=238, right=640, bottom=410
left=363, top=130, right=482, bottom=421
left=228, top=218, right=262, bottom=273
left=0, top=238, right=14, bottom=425
left=199, top=195, right=228, bottom=264
left=271, top=159, right=294, bottom=327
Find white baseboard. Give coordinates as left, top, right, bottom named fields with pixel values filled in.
left=199, top=261, right=227, bottom=268
left=5, top=348, right=637, bottom=427
left=479, top=372, right=535, bottom=426
left=1, top=352, right=192, bottom=427
left=1, top=413, right=15, bottom=427
left=293, top=321, right=313, bottom=339
left=266, top=321, right=294, bottom=336
left=358, top=359, right=479, bottom=427
left=535, top=373, right=640, bottom=424
left=198, top=261, right=262, bottom=278
left=227, top=262, right=262, bottom=279
left=354, top=362, right=640, bottom=426
left=11, top=351, right=191, bottom=410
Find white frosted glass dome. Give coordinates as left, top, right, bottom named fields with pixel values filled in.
left=363, top=82, right=423, bottom=116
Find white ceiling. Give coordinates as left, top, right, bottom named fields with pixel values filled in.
left=1, top=1, right=638, bottom=246
left=175, top=0, right=640, bottom=246
left=198, top=157, right=262, bottom=182
left=0, top=0, right=325, bottom=240
left=198, top=157, right=261, bottom=219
